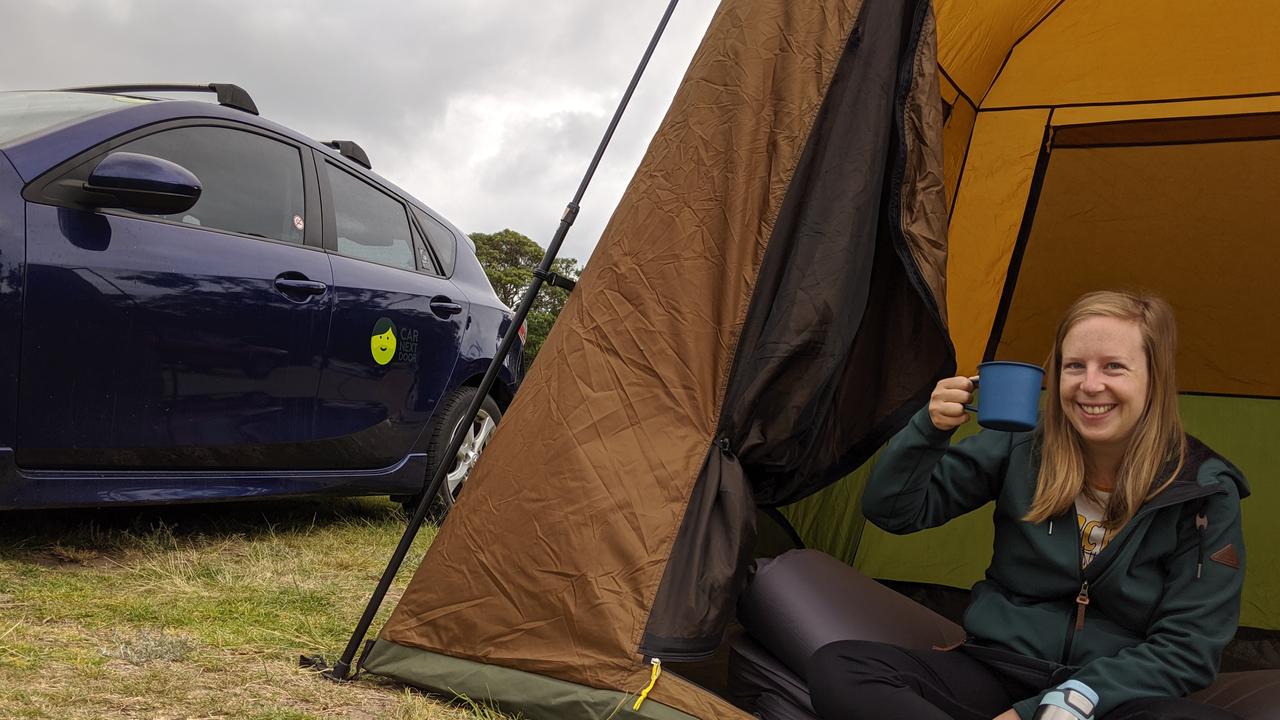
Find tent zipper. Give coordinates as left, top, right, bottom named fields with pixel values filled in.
left=632, top=657, right=662, bottom=710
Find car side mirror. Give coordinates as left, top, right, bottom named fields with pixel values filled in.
left=83, top=151, right=202, bottom=215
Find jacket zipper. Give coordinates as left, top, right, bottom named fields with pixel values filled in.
left=1061, top=512, right=1088, bottom=664
left=1074, top=581, right=1090, bottom=633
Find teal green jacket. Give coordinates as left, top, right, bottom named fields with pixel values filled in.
left=862, top=408, right=1249, bottom=719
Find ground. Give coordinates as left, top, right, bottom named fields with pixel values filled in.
left=0, top=497, right=514, bottom=720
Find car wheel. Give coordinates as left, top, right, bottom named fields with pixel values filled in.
left=399, top=386, right=501, bottom=519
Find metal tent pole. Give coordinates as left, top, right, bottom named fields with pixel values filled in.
left=316, top=0, right=682, bottom=681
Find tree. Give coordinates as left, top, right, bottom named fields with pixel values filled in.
left=470, top=229, right=580, bottom=366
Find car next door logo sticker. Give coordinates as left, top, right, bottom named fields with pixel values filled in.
left=370, top=317, right=419, bottom=366
left=370, top=318, right=398, bottom=365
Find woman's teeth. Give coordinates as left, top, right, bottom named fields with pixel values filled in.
left=1080, top=404, right=1116, bottom=416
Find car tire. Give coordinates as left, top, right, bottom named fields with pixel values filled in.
left=398, top=385, right=501, bottom=520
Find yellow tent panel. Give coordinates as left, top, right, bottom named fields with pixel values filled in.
left=944, top=108, right=1047, bottom=374
left=982, top=1, right=1280, bottom=109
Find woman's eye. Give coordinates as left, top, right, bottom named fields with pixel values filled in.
left=1106, top=362, right=1126, bottom=371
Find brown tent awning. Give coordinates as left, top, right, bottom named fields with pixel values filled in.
left=364, top=1, right=953, bottom=716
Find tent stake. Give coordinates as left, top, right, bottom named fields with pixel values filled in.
left=313, top=0, right=682, bottom=682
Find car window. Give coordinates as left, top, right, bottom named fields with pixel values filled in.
left=409, top=223, right=441, bottom=275
left=326, top=164, right=417, bottom=272
left=118, top=126, right=305, bottom=243
left=411, top=206, right=457, bottom=277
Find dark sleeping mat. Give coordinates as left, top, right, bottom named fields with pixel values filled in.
left=736, top=549, right=965, bottom=674
left=729, top=549, right=964, bottom=718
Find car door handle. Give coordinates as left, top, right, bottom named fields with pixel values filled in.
left=429, top=297, right=463, bottom=317
left=275, top=279, right=327, bottom=294
left=273, top=275, right=328, bottom=300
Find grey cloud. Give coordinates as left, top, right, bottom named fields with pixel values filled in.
left=479, top=110, right=602, bottom=194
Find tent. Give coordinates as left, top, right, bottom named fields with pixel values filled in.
left=786, top=0, right=1280, bottom=635
left=362, top=0, right=952, bottom=717
left=363, top=0, right=1280, bottom=717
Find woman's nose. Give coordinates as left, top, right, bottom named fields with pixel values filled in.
left=1082, top=368, right=1106, bottom=393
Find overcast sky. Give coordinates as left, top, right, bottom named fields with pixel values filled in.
left=1, top=0, right=721, bottom=266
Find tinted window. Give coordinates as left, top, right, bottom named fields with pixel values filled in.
left=411, top=206, right=457, bottom=277
left=119, top=126, right=305, bottom=243
left=326, top=164, right=416, bottom=272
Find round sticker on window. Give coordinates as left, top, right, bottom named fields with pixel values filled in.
left=293, top=215, right=305, bottom=231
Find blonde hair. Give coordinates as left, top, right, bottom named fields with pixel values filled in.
left=1024, top=290, right=1186, bottom=529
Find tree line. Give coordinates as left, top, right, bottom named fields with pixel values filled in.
left=470, top=229, right=581, bottom=367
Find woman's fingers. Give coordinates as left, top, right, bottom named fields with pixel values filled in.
left=936, top=375, right=976, bottom=391
left=934, top=388, right=973, bottom=405
left=929, top=376, right=976, bottom=430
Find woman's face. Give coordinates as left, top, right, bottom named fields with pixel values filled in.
left=1059, top=316, right=1150, bottom=456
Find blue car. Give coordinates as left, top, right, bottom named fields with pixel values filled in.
left=0, top=84, right=523, bottom=511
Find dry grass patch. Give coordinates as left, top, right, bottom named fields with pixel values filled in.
left=0, top=498, right=514, bottom=719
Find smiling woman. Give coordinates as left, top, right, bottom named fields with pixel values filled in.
left=1029, top=292, right=1184, bottom=532
left=827, top=290, right=1250, bottom=720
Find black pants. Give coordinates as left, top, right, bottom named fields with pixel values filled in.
left=806, top=640, right=1242, bottom=720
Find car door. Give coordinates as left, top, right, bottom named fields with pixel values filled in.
left=314, top=159, right=468, bottom=469
left=18, top=123, right=334, bottom=469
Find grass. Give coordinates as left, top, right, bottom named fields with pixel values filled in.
left=0, top=497, right=516, bottom=719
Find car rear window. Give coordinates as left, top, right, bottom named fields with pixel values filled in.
left=327, top=163, right=418, bottom=272
left=0, top=92, right=146, bottom=146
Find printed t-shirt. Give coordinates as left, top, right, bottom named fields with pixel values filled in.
left=1076, top=490, right=1114, bottom=568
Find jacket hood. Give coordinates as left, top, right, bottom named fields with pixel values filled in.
left=1151, top=434, right=1251, bottom=506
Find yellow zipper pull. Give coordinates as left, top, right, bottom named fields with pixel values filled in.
left=632, top=657, right=662, bottom=711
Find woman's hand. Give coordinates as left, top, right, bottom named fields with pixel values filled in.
left=929, top=376, right=976, bottom=431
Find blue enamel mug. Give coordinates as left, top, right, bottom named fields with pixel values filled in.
left=964, top=361, right=1045, bottom=432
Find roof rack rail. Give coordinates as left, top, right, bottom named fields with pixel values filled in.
left=325, top=140, right=372, bottom=169
left=58, top=83, right=259, bottom=115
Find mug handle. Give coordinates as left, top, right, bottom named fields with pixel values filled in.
left=962, top=376, right=980, bottom=414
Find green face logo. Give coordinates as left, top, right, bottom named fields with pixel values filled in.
left=370, top=318, right=397, bottom=365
